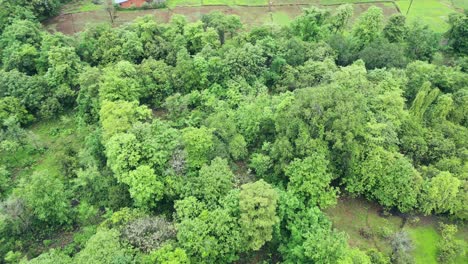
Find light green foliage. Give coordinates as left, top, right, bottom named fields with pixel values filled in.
left=330, top=4, right=353, bottom=33
left=383, top=14, right=407, bottom=43
left=25, top=249, right=72, bottom=264
left=0, top=19, right=42, bottom=74
left=101, top=207, right=146, bottom=229
left=239, top=180, right=279, bottom=250
left=99, top=61, right=143, bottom=102
left=182, top=126, right=214, bottom=169
left=77, top=67, right=101, bottom=123
left=409, top=82, right=440, bottom=121
left=437, top=223, right=466, bottom=263
left=352, top=6, right=383, bottom=48
left=139, top=59, right=173, bottom=107
left=0, top=166, right=9, bottom=198
left=172, top=49, right=209, bottom=93
left=225, top=43, right=266, bottom=82
left=187, top=158, right=234, bottom=206
left=177, top=208, right=242, bottom=263
left=291, top=7, right=331, bottom=41
left=145, top=244, right=190, bottom=264
left=74, top=229, right=133, bottom=264
left=201, top=11, right=242, bottom=44
left=125, top=166, right=164, bottom=209
left=45, top=46, right=82, bottom=108
left=421, top=171, right=461, bottom=215
left=285, top=153, right=337, bottom=208
left=347, top=147, right=422, bottom=212
left=0, top=97, right=33, bottom=125
left=105, top=132, right=141, bottom=177
left=174, top=196, right=207, bottom=221
left=249, top=153, right=272, bottom=178
left=338, top=248, right=371, bottom=264
left=429, top=94, right=453, bottom=122
left=99, top=100, right=151, bottom=140
left=16, top=171, right=69, bottom=225
left=228, top=134, right=247, bottom=160
left=278, top=194, right=348, bottom=264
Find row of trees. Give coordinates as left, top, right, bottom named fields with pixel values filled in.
left=0, top=2, right=467, bottom=263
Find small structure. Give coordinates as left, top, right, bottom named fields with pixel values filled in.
left=115, top=0, right=147, bottom=8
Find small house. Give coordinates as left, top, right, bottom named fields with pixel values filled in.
left=115, top=0, right=147, bottom=8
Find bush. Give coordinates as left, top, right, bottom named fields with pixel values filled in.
left=437, top=223, right=466, bottom=263
left=121, top=216, right=176, bottom=252
left=359, top=227, right=374, bottom=239
left=377, top=226, right=393, bottom=239
left=391, top=231, right=414, bottom=264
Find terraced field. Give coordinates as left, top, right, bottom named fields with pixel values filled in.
left=46, top=0, right=464, bottom=34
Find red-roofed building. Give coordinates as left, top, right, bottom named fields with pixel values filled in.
left=115, top=0, right=147, bottom=8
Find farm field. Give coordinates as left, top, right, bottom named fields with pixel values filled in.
left=45, top=0, right=464, bottom=35
left=46, top=0, right=401, bottom=34
left=395, top=0, right=460, bottom=32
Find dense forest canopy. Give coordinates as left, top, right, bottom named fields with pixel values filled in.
left=0, top=0, right=467, bottom=263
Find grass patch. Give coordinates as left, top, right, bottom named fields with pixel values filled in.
left=203, top=0, right=232, bottom=5
left=235, top=0, right=268, bottom=5
left=6, top=113, right=88, bottom=184
left=62, top=0, right=104, bottom=14
left=324, top=196, right=402, bottom=254
left=408, top=226, right=440, bottom=264
left=320, top=0, right=385, bottom=4
left=396, top=0, right=457, bottom=32
left=272, top=11, right=294, bottom=25
left=452, top=0, right=468, bottom=9
left=167, top=0, right=202, bottom=7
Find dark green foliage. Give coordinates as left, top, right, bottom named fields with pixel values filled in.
left=446, top=12, right=468, bottom=55
left=358, top=38, right=408, bottom=69
left=383, top=14, right=408, bottom=43
left=406, top=22, right=440, bottom=61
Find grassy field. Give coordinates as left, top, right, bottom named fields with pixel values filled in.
left=395, top=0, right=458, bottom=32
left=324, top=196, right=402, bottom=255
left=4, top=113, right=87, bottom=187
left=62, top=0, right=104, bottom=13
left=325, top=196, right=468, bottom=263
left=408, top=226, right=440, bottom=264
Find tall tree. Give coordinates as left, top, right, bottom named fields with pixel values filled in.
left=239, top=180, right=279, bottom=250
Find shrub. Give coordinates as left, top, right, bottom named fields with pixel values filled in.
left=359, top=227, right=374, bottom=239
left=377, top=226, right=393, bottom=239
left=121, top=216, right=176, bottom=252
left=390, top=231, right=414, bottom=264
left=437, top=223, right=466, bottom=263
